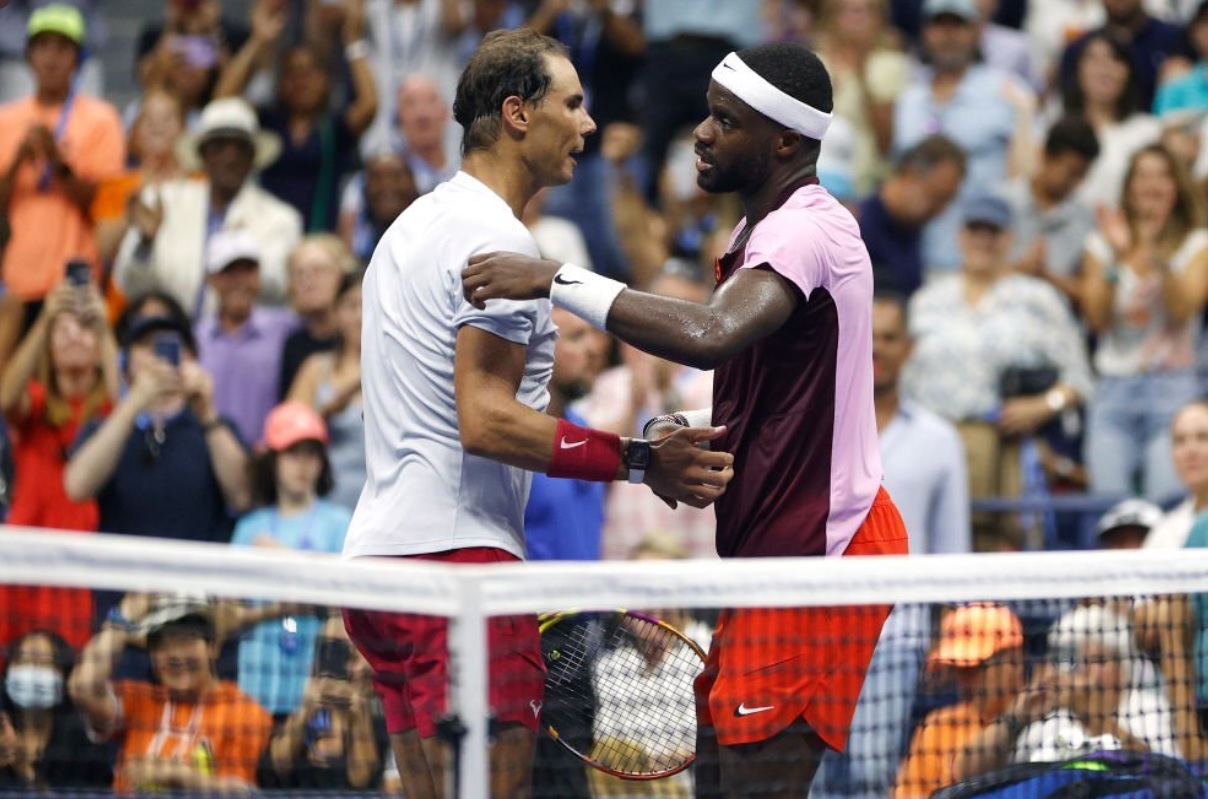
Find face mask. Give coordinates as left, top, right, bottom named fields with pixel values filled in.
left=5, top=665, right=63, bottom=710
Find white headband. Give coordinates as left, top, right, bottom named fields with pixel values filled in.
left=710, top=51, right=832, bottom=141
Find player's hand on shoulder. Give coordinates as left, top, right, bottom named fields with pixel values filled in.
left=644, top=426, right=734, bottom=510
left=462, top=253, right=560, bottom=308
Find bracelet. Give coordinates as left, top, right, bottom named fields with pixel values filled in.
left=549, top=264, right=626, bottom=331
left=344, top=39, right=370, bottom=62
left=547, top=418, right=622, bottom=482
left=642, top=413, right=688, bottom=438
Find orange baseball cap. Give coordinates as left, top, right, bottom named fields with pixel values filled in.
left=263, top=402, right=328, bottom=452
left=928, top=602, right=1023, bottom=669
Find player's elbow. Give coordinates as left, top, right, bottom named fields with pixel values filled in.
left=458, top=401, right=509, bottom=459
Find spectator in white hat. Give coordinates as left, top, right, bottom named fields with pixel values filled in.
left=1096, top=498, right=1163, bottom=549
left=113, top=97, right=303, bottom=321
left=194, top=229, right=297, bottom=444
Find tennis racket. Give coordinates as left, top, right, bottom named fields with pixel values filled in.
left=538, top=608, right=709, bottom=781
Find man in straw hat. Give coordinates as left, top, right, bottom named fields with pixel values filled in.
left=462, top=39, right=909, bottom=797
left=0, top=3, right=123, bottom=317
left=113, top=96, right=301, bottom=319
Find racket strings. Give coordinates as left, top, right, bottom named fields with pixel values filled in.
left=546, top=614, right=704, bottom=778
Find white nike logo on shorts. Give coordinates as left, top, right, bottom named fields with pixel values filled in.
left=735, top=703, right=775, bottom=716
left=559, top=438, right=587, bottom=449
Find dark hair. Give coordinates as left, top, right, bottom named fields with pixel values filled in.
left=115, top=290, right=198, bottom=356
left=277, top=44, right=332, bottom=110
left=146, top=613, right=214, bottom=650
left=734, top=42, right=834, bottom=145
left=1, top=630, right=77, bottom=716
left=895, top=134, right=968, bottom=177
left=1044, top=115, right=1101, bottom=162
left=1061, top=30, right=1140, bottom=122
left=872, top=287, right=910, bottom=328
left=250, top=445, right=335, bottom=507
left=3, top=629, right=76, bottom=679
left=453, top=29, right=569, bottom=156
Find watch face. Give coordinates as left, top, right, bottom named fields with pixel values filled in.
left=627, top=440, right=652, bottom=470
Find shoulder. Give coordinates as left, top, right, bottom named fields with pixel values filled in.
left=901, top=401, right=962, bottom=441
left=214, top=682, right=271, bottom=718
left=1002, top=273, right=1065, bottom=304
left=317, top=500, right=353, bottom=529
left=0, top=97, right=32, bottom=124
left=1177, top=227, right=1208, bottom=257
left=912, top=274, right=962, bottom=306
left=76, top=95, right=123, bottom=129
left=231, top=509, right=271, bottom=542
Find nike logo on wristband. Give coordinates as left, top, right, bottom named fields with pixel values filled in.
left=553, top=274, right=583, bottom=286
left=734, top=703, right=775, bottom=717
left=559, top=438, right=587, bottom=450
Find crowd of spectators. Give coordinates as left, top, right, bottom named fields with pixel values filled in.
left=8, top=0, right=1208, bottom=794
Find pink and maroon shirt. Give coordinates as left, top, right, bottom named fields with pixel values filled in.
left=712, top=183, right=881, bottom=558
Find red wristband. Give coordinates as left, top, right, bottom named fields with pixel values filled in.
left=547, top=418, right=621, bottom=482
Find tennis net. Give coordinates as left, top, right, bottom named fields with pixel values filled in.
left=2, top=526, right=1208, bottom=798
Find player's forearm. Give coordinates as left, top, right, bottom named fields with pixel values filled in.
left=606, top=291, right=736, bottom=370
left=460, top=399, right=569, bottom=472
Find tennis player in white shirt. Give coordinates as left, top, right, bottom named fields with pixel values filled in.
left=341, top=29, right=735, bottom=799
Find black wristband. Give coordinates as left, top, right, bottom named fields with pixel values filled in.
left=641, top=413, right=688, bottom=438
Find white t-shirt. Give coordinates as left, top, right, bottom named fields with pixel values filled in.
left=343, top=172, right=556, bottom=560
left=1144, top=499, right=1196, bottom=549
left=1084, top=228, right=1208, bottom=376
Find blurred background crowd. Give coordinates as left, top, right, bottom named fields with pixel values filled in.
left=7, top=0, right=1208, bottom=794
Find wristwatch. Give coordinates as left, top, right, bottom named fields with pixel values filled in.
left=624, top=439, right=652, bottom=485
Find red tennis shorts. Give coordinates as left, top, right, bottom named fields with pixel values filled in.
left=695, top=487, right=909, bottom=750
left=342, top=547, right=546, bottom=738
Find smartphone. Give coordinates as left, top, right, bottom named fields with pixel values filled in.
left=314, top=637, right=352, bottom=680
left=65, top=259, right=91, bottom=287
left=153, top=333, right=182, bottom=367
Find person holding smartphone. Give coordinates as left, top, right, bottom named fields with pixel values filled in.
left=63, top=309, right=251, bottom=561
left=0, top=277, right=118, bottom=651
left=260, top=619, right=387, bottom=790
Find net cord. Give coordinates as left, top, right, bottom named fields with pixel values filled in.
left=4, top=526, right=1208, bottom=616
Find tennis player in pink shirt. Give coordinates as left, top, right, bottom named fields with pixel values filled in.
left=463, top=40, right=909, bottom=798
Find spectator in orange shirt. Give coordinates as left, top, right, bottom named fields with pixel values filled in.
left=69, top=593, right=272, bottom=793
left=892, top=603, right=1026, bottom=799
left=0, top=279, right=117, bottom=650
left=0, top=5, right=124, bottom=319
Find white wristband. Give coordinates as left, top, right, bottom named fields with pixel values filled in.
left=549, top=264, right=625, bottom=331
left=679, top=408, right=712, bottom=428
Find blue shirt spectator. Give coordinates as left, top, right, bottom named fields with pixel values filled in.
left=231, top=501, right=350, bottom=715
